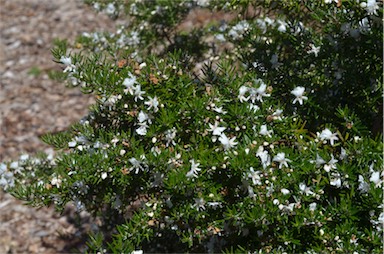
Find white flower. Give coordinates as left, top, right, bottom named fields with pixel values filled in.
left=324, top=0, right=337, bottom=4
left=136, top=125, right=148, bottom=136
left=299, top=182, right=314, bottom=196
left=207, top=121, right=226, bottom=136
left=68, top=141, right=77, bottom=148
left=105, top=3, right=116, bottom=15
left=195, top=0, right=210, bottom=7
left=60, top=56, right=72, bottom=66
left=359, top=17, right=371, bottom=34
left=281, top=188, right=290, bottom=195
left=256, top=146, right=271, bottom=169
left=330, top=173, right=342, bottom=188
left=207, top=201, right=222, bottom=209
left=133, top=84, right=145, bottom=101
left=270, top=54, right=282, bottom=69
left=358, top=175, right=370, bottom=193
left=248, top=104, right=260, bottom=113
left=263, top=17, right=274, bottom=26
left=20, top=154, right=29, bottom=161
left=165, top=128, right=177, bottom=147
left=278, top=203, right=295, bottom=214
left=272, top=109, right=283, bottom=120
left=370, top=170, right=382, bottom=188
left=249, top=80, right=270, bottom=103
left=219, top=133, right=238, bottom=150
left=256, top=19, right=268, bottom=33
left=51, top=177, right=62, bottom=187
left=129, top=157, right=145, bottom=174
left=310, top=154, right=326, bottom=168
left=193, top=197, right=206, bottom=211
left=93, top=3, right=100, bottom=10
left=248, top=167, right=262, bottom=185
left=308, top=44, right=320, bottom=57
left=276, top=20, right=287, bottom=32
left=152, top=172, right=164, bottom=187
left=215, top=33, right=226, bottom=42
left=144, top=96, right=159, bottom=112
left=0, top=163, right=6, bottom=175
left=60, top=56, right=76, bottom=73
left=324, top=154, right=338, bottom=172
left=360, top=0, right=380, bottom=15
left=128, top=31, right=140, bottom=46
left=354, top=136, right=362, bottom=142
left=319, top=128, right=339, bottom=146
left=273, top=152, right=291, bottom=169
left=213, top=106, right=227, bottom=114
left=238, top=86, right=249, bottom=102
left=291, top=86, right=308, bottom=105
left=0, top=171, right=15, bottom=190
left=131, top=251, right=143, bottom=254
left=309, top=202, right=317, bottom=212
left=266, top=183, right=274, bottom=197
left=228, top=20, right=249, bottom=39
left=101, top=172, right=108, bottom=180
left=186, top=159, right=201, bottom=178
left=259, top=124, right=273, bottom=137
left=138, top=111, right=149, bottom=123
left=123, top=72, right=137, bottom=94
left=104, top=95, right=121, bottom=106
left=339, top=147, right=347, bottom=160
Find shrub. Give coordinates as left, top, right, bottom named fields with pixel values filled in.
left=1, top=0, right=382, bottom=253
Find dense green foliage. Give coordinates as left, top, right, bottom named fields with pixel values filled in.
left=1, top=0, right=382, bottom=253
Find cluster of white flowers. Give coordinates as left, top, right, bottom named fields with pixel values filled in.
left=256, top=17, right=288, bottom=33
left=164, top=128, right=177, bottom=147
left=228, top=20, right=250, bottom=40
left=194, top=0, right=210, bottom=7
left=93, top=2, right=118, bottom=16
left=121, top=72, right=161, bottom=136
left=273, top=199, right=296, bottom=215
left=205, top=100, right=238, bottom=151
left=370, top=208, right=384, bottom=232
left=59, top=55, right=88, bottom=87
left=238, top=79, right=270, bottom=103
left=0, top=163, right=15, bottom=190
left=68, top=135, right=91, bottom=151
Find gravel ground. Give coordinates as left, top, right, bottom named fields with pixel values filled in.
left=0, top=0, right=115, bottom=252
